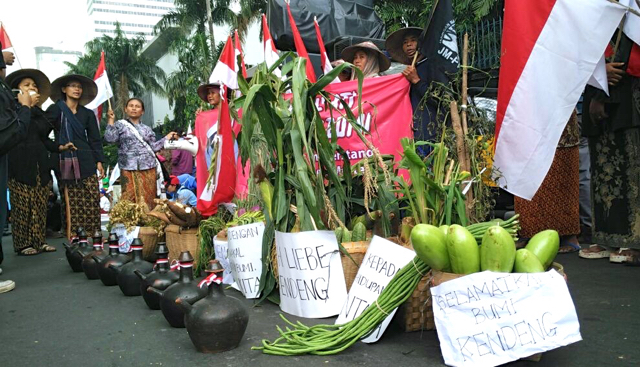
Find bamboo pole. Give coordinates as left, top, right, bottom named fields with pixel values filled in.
left=450, top=101, right=473, bottom=220
left=461, top=33, right=469, bottom=136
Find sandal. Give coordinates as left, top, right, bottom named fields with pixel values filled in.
left=19, top=247, right=40, bottom=256
left=558, top=238, right=581, bottom=254
left=610, top=248, right=640, bottom=264
left=579, top=245, right=610, bottom=259
left=40, top=244, right=57, bottom=252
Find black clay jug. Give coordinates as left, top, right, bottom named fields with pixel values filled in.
left=64, top=228, right=91, bottom=272
left=148, top=251, right=206, bottom=328
left=176, top=260, right=249, bottom=353
left=110, top=238, right=154, bottom=296
left=81, top=231, right=107, bottom=280
left=94, top=233, right=131, bottom=286
left=135, top=243, right=179, bottom=310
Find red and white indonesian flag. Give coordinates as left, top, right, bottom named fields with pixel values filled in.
left=623, top=0, right=640, bottom=45
left=287, top=2, right=316, bottom=82
left=85, top=51, right=113, bottom=121
left=209, top=36, right=237, bottom=90
left=0, top=22, right=12, bottom=49
left=493, top=0, right=626, bottom=200
left=314, top=16, right=339, bottom=83
left=262, top=14, right=281, bottom=75
left=234, top=30, right=248, bottom=79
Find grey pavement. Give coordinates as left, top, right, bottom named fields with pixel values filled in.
left=0, top=235, right=638, bottom=367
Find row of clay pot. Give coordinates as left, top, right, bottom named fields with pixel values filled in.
left=62, top=227, right=249, bottom=354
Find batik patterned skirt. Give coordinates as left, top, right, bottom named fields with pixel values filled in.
left=62, top=176, right=101, bottom=238
left=515, top=147, right=580, bottom=238
left=8, top=176, right=48, bottom=252
left=120, top=168, right=157, bottom=210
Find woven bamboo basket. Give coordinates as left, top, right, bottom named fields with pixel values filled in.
left=399, top=262, right=567, bottom=334
left=139, top=226, right=161, bottom=261
left=340, top=241, right=370, bottom=292
left=165, top=225, right=200, bottom=265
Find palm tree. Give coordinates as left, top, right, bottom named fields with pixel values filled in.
left=65, top=23, right=166, bottom=116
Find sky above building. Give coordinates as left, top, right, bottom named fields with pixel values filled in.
left=2, top=0, right=263, bottom=77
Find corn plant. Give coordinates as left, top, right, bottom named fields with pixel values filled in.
left=234, top=54, right=372, bottom=303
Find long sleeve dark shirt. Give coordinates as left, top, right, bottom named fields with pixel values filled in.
left=8, top=107, right=59, bottom=186
left=45, top=103, right=105, bottom=180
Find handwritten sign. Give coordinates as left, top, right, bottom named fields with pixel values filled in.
left=213, top=236, right=235, bottom=285
left=111, top=224, right=140, bottom=253
left=335, top=236, right=416, bottom=343
left=431, top=270, right=582, bottom=367
left=275, top=230, right=347, bottom=318
left=227, top=222, right=264, bottom=299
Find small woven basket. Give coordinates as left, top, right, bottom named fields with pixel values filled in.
left=165, top=225, right=200, bottom=265
left=138, top=226, right=160, bottom=261
left=340, top=241, right=370, bottom=292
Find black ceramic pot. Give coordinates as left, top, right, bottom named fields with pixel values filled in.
left=64, top=228, right=91, bottom=272
left=110, top=238, right=154, bottom=296
left=94, top=233, right=131, bottom=286
left=135, top=243, right=179, bottom=310
left=148, top=252, right=206, bottom=328
left=176, top=260, right=249, bottom=353
left=81, top=231, right=107, bottom=280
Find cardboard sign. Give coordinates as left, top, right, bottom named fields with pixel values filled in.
left=227, top=222, right=264, bottom=299
left=275, top=230, right=348, bottom=318
left=335, top=236, right=416, bottom=343
left=431, top=270, right=582, bottom=367
left=213, top=236, right=235, bottom=285
left=111, top=224, right=140, bottom=253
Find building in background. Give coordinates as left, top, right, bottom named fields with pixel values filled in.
left=87, top=0, right=177, bottom=41
left=35, top=46, right=82, bottom=82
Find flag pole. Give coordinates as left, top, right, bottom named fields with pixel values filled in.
left=413, top=0, right=441, bottom=67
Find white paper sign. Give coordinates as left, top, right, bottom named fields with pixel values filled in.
left=275, top=230, right=348, bottom=318
left=431, top=270, right=582, bottom=367
left=227, top=222, right=265, bottom=299
left=213, top=236, right=235, bottom=285
left=335, top=236, right=416, bottom=343
left=112, top=224, right=140, bottom=253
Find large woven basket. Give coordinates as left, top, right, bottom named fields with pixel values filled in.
left=165, top=225, right=200, bottom=265
left=340, top=241, right=370, bottom=292
left=400, top=262, right=567, bottom=334
left=139, top=226, right=160, bottom=261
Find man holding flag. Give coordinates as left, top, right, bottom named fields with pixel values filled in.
left=385, top=0, right=459, bottom=145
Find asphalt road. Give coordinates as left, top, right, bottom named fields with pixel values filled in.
left=0, top=236, right=638, bottom=367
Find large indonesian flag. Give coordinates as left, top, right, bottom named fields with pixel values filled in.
left=209, top=36, right=237, bottom=89
left=493, top=0, right=626, bottom=200
left=85, top=51, right=113, bottom=120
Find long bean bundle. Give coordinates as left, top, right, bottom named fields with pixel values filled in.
left=253, top=257, right=430, bottom=355
left=466, top=214, right=520, bottom=244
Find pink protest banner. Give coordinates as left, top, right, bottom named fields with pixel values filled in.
left=316, top=74, right=413, bottom=173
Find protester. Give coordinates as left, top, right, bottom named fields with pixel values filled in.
left=166, top=175, right=197, bottom=207
left=99, top=189, right=111, bottom=214
left=171, top=128, right=194, bottom=176
left=177, top=173, right=197, bottom=194
left=6, top=69, right=76, bottom=255
left=514, top=111, right=581, bottom=253
left=386, top=27, right=438, bottom=143
left=0, top=41, right=34, bottom=293
left=104, top=98, right=178, bottom=210
left=580, top=34, right=640, bottom=264
left=341, top=41, right=390, bottom=80
left=45, top=74, right=104, bottom=238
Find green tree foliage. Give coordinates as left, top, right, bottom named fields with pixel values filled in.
left=374, top=0, right=500, bottom=33
left=65, top=22, right=166, bottom=116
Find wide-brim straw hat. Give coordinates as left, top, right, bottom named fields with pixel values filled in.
left=197, top=82, right=221, bottom=104
left=50, top=74, right=98, bottom=106
left=385, top=27, right=422, bottom=64
left=5, top=69, right=51, bottom=107
left=341, top=41, right=391, bottom=73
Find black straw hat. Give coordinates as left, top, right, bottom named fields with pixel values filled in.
left=50, top=74, right=98, bottom=106
left=6, top=69, right=51, bottom=107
